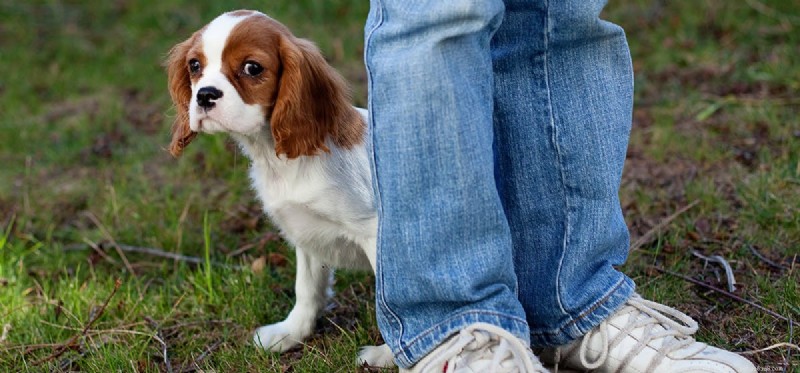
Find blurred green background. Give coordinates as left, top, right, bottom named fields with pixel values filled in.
left=0, top=0, right=798, bottom=371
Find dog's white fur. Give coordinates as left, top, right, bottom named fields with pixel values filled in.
left=166, top=11, right=392, bottom=367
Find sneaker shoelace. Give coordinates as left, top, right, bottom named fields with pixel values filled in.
left=423, top=325, right=540, bottom=373
left=554, top=295, right=703, bottom=373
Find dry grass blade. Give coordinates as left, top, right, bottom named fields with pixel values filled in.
left=630, top=200, right=699, bottom=252
left=83, top=212, right=136, bottom=275
left=739, top=342, right=800, bottom=355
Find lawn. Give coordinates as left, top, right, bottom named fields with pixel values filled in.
left=0, top=0, right=797, bottom=372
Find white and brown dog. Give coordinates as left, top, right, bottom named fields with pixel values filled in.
left=166, top=10, right=392, bottom=367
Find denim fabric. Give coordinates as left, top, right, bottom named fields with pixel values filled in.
left=365, top=0, right=635, bottom=368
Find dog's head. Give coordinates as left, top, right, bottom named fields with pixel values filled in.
left=166, top=10, right=362, bottom=159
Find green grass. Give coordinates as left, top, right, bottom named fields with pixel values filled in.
left=0, top=0, right=798, bottom=371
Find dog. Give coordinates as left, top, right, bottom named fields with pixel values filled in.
left=165, top=10, right=393, bottom=368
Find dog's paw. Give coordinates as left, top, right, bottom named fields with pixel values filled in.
left=253, top=321, right=309, bottom=352
left=357, top=343, right=395, bottom=368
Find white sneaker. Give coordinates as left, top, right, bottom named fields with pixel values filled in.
left=402, top=322, right=550, bottom=373
left=539, top=294, right=757, bottom=373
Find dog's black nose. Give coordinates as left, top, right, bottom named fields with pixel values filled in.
left=197, top=86, right=223, bottom=109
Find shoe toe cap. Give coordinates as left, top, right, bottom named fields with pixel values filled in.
left=669, top=345, right=756, bottom=373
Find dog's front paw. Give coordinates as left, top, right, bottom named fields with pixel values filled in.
left=253, top=320, right=310, bottom=352
left=357, top=343, right=395, bottom=368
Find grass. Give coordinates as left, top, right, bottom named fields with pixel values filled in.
left=0, top=0, right=798, bottom=371
left=203, top=211, right=216, bottom=303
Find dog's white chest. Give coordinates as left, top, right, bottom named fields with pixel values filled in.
left=249, top=164, right=373, bottom=270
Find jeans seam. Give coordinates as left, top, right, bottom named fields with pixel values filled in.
left=364, top=0, right=406, bottom=360
left=542, top=0, right=571, bottom=319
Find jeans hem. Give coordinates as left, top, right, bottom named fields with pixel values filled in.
left=392, top=310, right=530, bottom=368
left=529, top=275, right=635, bottom=347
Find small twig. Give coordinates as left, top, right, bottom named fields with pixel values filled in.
left=63, top=242, right=243, bottom=270
left=226, top=232, right=280, bottom=258
left=690, top=250, right=738, bottom=292
left=32, top=279, right=122, bottom=366
left=193, top=339, right=223, bottom=365
left=179, top=340, right=223, bottom=373
left=145, top=317, right=173, bottom=373
left=654, top=266, right=789, bottom=322
left=81, top=237, right=118, bottom=266
left=111, top=243, right=204, bottom=266
left=630, top=200, right=699, bottom=252
left=225, top=242, right=259, bottom=258
left=747, top=244, right=787, bottom=270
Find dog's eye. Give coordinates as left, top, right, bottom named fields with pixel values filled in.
left=188, top=59, right=201, bottom=74
left=243, top=61, right=264, bottom=77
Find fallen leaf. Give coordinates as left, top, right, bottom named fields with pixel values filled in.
left=251, top=256, right=266, bottom=274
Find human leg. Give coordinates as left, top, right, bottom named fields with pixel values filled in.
left=491, top=0, right=635, bottom=347
left=364, top=0, right=532, bottom=368
left=491, top=1, right=756, bottom=371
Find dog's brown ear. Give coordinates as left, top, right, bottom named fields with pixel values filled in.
left=270, top=34, right=363, bottom=159
left=165, top=37, right=197, bottom=157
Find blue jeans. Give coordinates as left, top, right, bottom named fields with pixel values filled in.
left=364, top=0, right=635, bottom=368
